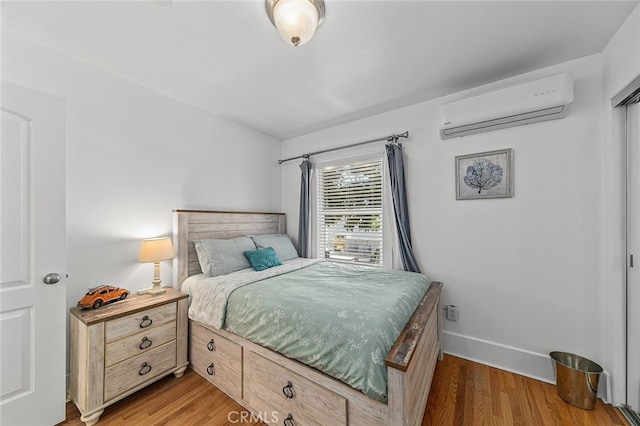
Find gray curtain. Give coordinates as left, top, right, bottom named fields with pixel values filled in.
left=298, top=159, right=311, bottom=258
left=386, top=143, right=420, bottom=272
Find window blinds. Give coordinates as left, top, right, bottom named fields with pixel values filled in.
left=317, top=159, right=383, bottom=266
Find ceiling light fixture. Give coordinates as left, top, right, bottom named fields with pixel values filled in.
left=265, top=0, right=325, bottom=47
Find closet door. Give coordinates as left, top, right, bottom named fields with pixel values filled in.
left=629, top=101, right=640, bottom=413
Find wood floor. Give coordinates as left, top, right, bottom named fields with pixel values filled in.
left=59, top=354, right=628, bottom=426
left=422, top=355, right=628, bottom=426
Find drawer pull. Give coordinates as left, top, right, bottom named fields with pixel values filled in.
left=282, top=381, right=294, bottom=399
left=139, top=316, right=153, bottom=328
left=283, top=413, right=295, bottom=426
left=207, top=339, right=216, bottom=351
left=139, top=337, right=152, bottom=350
left=138, top=362, right=152, bottom=376
left=207, top=363, right=215, bottom=376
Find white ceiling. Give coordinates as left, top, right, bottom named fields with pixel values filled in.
left=1, top=1, right=637, bottom=140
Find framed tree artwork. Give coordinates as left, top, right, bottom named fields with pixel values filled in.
left=455, top=148, right=513, bottom=200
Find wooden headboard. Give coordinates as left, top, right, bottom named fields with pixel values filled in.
left=172, top=210, right=286, bottom=288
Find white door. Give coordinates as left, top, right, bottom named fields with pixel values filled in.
left=629, top=101, right=640, bottom=414
left=0, top=82, right=66, bottom=425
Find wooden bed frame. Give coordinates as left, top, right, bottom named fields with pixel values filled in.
left=173, top=210, right=442, bottom=426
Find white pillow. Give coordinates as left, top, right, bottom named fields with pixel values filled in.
left=193, top=236, right=256, bottom=277
left=250, top=234, right=299, bottom=261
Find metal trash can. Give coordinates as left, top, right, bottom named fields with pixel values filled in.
left=550, top=351, right=603, bottom=410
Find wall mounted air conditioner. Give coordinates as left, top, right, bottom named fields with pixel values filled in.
left=439, top=73, right=573, bottom=139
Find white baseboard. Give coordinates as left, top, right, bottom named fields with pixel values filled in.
left=442, top=331, right=611, bottom=403
left=66, top=373, right=71, bottom=403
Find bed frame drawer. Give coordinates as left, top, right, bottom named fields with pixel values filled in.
left=247, top=351, right=347, bottom=426
left=105, top=303, right=176, bottom=343
left=189, top=322, right=242, bottom=400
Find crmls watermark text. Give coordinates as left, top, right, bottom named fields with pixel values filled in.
left=227, top=410, right=279, bottom=424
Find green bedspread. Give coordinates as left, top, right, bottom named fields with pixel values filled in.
left=223, top=260, right=430, bottom=403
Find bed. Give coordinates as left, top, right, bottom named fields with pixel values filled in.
left=173, top=210, right=442, bottom=426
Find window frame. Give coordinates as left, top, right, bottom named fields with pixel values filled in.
left=314, top=154, right=385, bottom=267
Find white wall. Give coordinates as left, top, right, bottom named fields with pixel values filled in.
left=601, top=3, right=640, bottom=406
left=281, top=54, right=607, bottom=389
left=1, top=30, right=281, bottom=373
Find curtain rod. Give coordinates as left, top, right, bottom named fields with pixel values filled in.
left=277, top=131, right=409, bottom=165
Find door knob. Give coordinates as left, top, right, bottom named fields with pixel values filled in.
left=43, top=273, right=61, bottom=285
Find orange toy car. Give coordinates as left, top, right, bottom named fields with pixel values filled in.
left=77, top=285, right=130, bottom=309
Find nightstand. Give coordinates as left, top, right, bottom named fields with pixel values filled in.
left=69, top=288, right=188, bottom=426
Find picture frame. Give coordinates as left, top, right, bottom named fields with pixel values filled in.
left=455, top=148, right=513, bottom=200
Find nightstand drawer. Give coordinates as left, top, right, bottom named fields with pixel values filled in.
left=105, top=303, right=176, bottom=342
left=105, top=321, right=176, bottom=367
left=104, top=340, right=176, bottom=401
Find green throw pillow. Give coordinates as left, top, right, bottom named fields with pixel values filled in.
left=244, top=247, right=282, bottom=271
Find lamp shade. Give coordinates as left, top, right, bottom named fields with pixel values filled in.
left=266, top=0, right=325, bottom=47
left=138, top=237, right=175, bottom=263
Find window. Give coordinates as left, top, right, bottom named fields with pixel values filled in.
left=317, top=158, right=383, bottom=266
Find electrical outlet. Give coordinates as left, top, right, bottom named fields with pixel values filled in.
left=445, top=305, right=459, bottom=321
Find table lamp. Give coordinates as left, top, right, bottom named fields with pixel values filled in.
left=138, top=237, right=174, bottom=295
